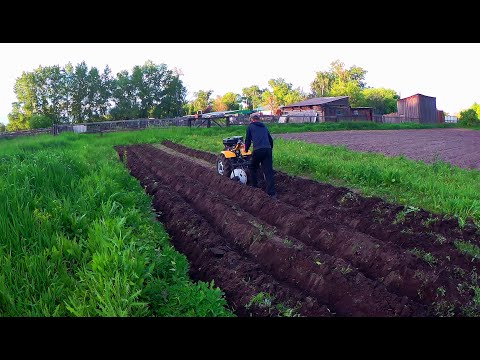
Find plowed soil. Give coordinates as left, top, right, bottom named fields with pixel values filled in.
left=114, top=141, right=480, bottom=317
left=276, top=128, right=480, bottom=170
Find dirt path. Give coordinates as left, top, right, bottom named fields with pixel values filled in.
left=275, top=128, right=480, bottom=170
left=114, top=141, right=480, bottom=317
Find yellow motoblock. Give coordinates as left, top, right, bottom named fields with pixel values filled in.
left=216, top=136, right=252, bottom=185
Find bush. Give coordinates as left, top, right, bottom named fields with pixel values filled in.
left=28, top=115, right=53, bottom=129
left=459, top=109, right=480, bottom=127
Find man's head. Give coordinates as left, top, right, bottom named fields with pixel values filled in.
left=250, top=114, right=260, bottom=122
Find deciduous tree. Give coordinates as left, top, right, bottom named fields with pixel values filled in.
left=459, top=108, right=479, bottom=126
left=242, top=85, right=263, bottom=110
left=310, top=71, right=335, bottom=97
left=190, top=90, right=213, bottom=113
left=359, top=88, right=399, bottom=114
left=310, top=59, right=368, bottom=99
left=470, top=102, right=480, bottom=119
left=262, top=78, right=306, bottom=114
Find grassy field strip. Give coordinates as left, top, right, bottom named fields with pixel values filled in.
left=0, top=132, right=232, bottom=316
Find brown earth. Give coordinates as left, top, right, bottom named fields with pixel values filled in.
left=114, top=140, right=480, bottom=317
left=276, top=128, right=480, bottom=170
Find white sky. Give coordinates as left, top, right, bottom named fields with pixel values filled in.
left=0, top=43, right=479, bottom=124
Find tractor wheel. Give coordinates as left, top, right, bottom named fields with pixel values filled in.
left=230, top=168, right=248, bottom=185
left=216, top=154, right=233, bottom=178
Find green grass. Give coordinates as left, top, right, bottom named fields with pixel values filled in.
left=0, top=130, right=233, bottom=317
left=0, top=121, right=478, bottom=316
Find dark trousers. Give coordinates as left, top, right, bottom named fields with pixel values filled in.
left=250, top=148, right=276, bottom=196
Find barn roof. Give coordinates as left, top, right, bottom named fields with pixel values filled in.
left=281, top=96, right=349, bottom=108
left=401, top=93, right=436, bottom=100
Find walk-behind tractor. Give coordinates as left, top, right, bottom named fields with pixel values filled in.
left=216, top=136, right=252, bottom=184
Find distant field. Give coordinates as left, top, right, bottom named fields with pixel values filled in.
left=276, top=128, right=480, bottom=171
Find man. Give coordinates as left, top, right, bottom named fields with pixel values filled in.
left=244, top=114, right=276, bottom=198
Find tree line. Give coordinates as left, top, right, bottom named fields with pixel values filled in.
left=7, top=60, right=187, bottom=130
left=6, top=59, right=405, bottom=131
left=187, top=60, right=400, bottom=117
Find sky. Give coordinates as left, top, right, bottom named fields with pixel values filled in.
left=0, top=43, right=479, bottom=124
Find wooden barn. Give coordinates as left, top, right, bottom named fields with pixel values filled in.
left=280, top=96, right=373, bottom=122
left=384, top=93, right=441, bottom=124
left=351, top=107, right=374, bottom=121
left=281, top=96, right=350, bottom=118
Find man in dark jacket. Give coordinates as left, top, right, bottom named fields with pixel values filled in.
left=244, top=114, right=276, bottom=198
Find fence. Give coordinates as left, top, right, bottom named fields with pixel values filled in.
left=226, top=114, right=278, bottom=125
left=54, top=117, right=187, bottom=135
left=280, top=113, right=371, bottom=123
left=54, top=115, right=281, bottom=134
left=379, top=116, right=421, bottom=124
left=0, top=127, right=53, bottom=139
left=445, top=116, right=458, bottom=123
left=1, top=112, right=430, bottom=140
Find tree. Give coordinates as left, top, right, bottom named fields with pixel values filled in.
left=310, top=71, right=335, bottom=97
left=347, top=65, right=368, bottom=89
left=152, top=71, right=187, bottom=118
left=329, top=81, right=364, bottom=107
left=213, top=95, right=228, bottom=112
left=10, top=66, right=64, bottom=125
left=358, top=88, right=400, bottom=114
left=242, top=85, right=263, bottom=110
left=84, top=66, right=102, bottom=121
left=110, top=61, right=187, bottom=120
left=262, top=78, right=306, bottom=114
left=459, top=108, right=480, bottom=126
left=213, top=92, right=241, bottom=111
left=7, top=102, right=29, bottom=130
left=70, top=61, right=90, bottom=122
left=11, top=70, right=38, bottom=125
left=8, top=61, right=115, bottom=126
left=190, top=90, right=213, bottom=113
left=110, top=69, right=139, bottom=120
left=310, top=59, right=368, bottom=98
left=7, top=60, right=187, bottom=127
left=98, top=65, right=114, bottom=119
left=262, top=91, right=280, bottom=116
left=0, top=123, right=5, bottom=132
left=59, top=62, right=75, bottom=123
left=470, top=102, right=480, bottom=119
left=329, top=60, right=367, bottom=89
left=130, top=61, right=167, bottom=118
left=34, top=65, right=64, bottom=123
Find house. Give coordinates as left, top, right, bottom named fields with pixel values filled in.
left=383, top=93, right=443, bottom=124
left=280, top=96, right=373, bottom=123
